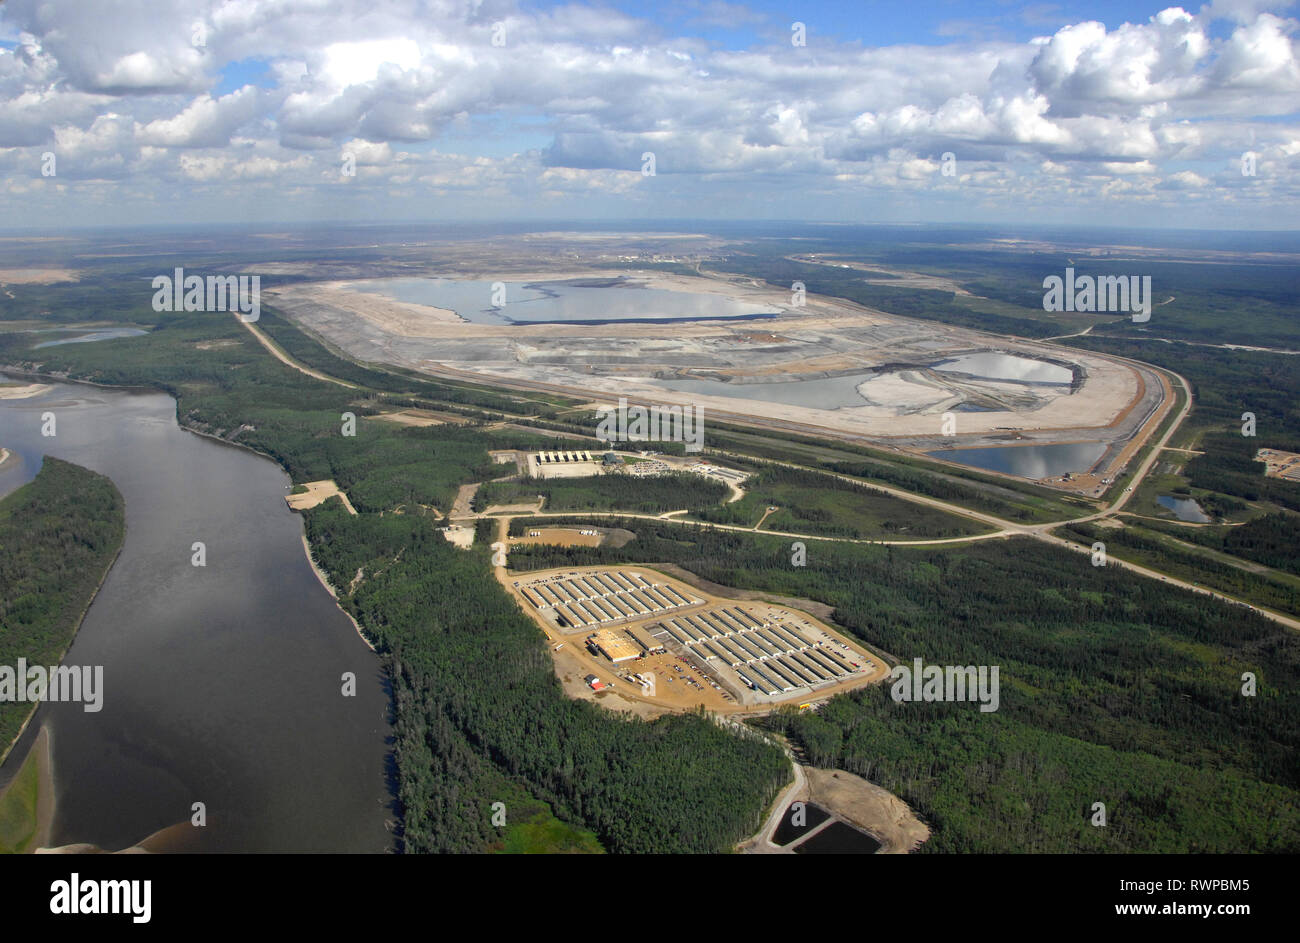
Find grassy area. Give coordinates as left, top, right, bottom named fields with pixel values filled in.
left=692, top=464, right=993, bottom=539
left=497, top=795, right=604, bottom=854
left=0, top=745, right=40, bottom=854
left=476, top=471, right=728, bottom=514
left=1056, top=521, right=1300, bottom=616
left=704, top=425, right=1090, bottom=524
left=1135, top=512, right=1300, bottom=576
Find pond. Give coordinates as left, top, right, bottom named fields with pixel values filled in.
left=1158, top=495, right=1211, bottom=523
left=356, top=277, right=781, bottom=325
left=932, top=352, right=1073, bottom=385
left=926, top=441, right=1107, bottom=479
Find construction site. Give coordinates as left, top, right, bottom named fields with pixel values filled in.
left=508, top=566, right=887, bottom=712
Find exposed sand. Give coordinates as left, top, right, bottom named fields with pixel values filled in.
left=804, top=766, right=930, bottom=854
left=0, top=382, right=51, bottom=399
left=309, top=279, right=465, bottom=326
left=509, top=526, right=606, bottom=548
left=0, top=268, right=78, bottom=284
left=300, top=534, right=376, bottom=652
left=285, top=479, right=357, bottom=514
left=502, top=563, right=890, bottom=715
left=268, top=269, right=1148, bottom=447
left=366, top=408, right=448, bottom=427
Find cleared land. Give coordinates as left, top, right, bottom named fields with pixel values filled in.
left=268, top=266, right=1158, bottom=470
left=285, top=479, right=357, bottom=514
left=504, top=565, right=888, bottom=713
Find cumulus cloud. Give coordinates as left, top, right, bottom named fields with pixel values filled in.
left=0, top=0, right=1294, bottom=223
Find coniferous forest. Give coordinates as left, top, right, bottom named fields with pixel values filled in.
left=0, top=458, right=125, bottom=755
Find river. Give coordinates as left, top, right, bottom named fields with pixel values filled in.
left=0, top=373, right=392, bottom=852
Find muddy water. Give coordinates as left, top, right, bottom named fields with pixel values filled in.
left=0, top=374, right=392, bottom=852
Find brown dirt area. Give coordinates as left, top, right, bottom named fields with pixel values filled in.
left=285, top=480, right=357, bottom=514
left=804, top=767, right=930, bottom=854
left=501, top=564, right=890, bottom=715
left=508, top=526, right=634, bottom=549
left=366, top=407, right=469, bottom=427
left=0, top=268, right=79, bottom=284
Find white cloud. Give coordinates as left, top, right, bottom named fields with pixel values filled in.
left=0, top=0, right=1294, bottom=224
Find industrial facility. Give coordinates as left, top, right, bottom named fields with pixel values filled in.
left=512, top=567, right=883, bottom=709
left=649, top=606, right=863, bottom=696
left=517, top=569, right=703, bottom=630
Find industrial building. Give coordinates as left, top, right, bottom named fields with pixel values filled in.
left=518, top=569, right=702, bottom=630
left=516, top=566, right=879, bottom=710
left=649, top=605, right=862, bottom=696
left=588, top=629, right=642, bottom=663
left=536, top=450, right=596, bottom=464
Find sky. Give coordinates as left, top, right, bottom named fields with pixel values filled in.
left=1, top=0, right=1297, bottom=230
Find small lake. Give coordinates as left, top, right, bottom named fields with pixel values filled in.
left=654, top=352, right=1075, bottom=411
left=926, top=441, right=1106, bottom=479
left=0, top=374, right=391, bottom=852
left=33, top=328, right=149, bottom=349
left=1158, top=495, right=1211, bottom=523
left=357, top=277, right=780, bottom=325
left=656, top=373, right=875, bottom=409
left=933, top=352, right=1072, bottom=385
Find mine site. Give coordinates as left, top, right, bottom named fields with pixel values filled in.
left=265, top=232, right=1168, bottom=489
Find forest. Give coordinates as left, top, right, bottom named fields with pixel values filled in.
left=8, top=266, right=1299, bottom=856
left=0, top=458, right=125, bottom=755
left=692, top=463, right=991, bottom=538
left=505, top=515, right=1300, bottom=853
left=474, top=470, right=728, bottom=514
left=1136, top=512, right=1300, bottom=577
left=303, top=501, right=790, bottom=853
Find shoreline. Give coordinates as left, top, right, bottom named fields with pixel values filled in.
left=299, top=533, right=377, bottom=653
left=0, top=511, right=124, bottom=772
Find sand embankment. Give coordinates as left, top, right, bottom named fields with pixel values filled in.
left=0, top=382, right=50, bottom=400
left=299, top=534, right=376, bottom=653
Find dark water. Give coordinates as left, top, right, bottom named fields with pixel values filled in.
left=1158, top=495, right=1211, bottom=523
left=773, top=800, right=831, bottom=845
left=793, top=820, right=881, bottom=854
left=926, top=441, right=1106, bottom=479
left=0, top=375, right=392, bottom=852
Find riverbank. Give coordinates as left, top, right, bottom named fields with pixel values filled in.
left=0, top=382, right=50, bottom=399
left=0, top=726, right=54, bottom=853
left=0, top=460, right=125, bottom=769
left=300, top=534, right=377, bottom=653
